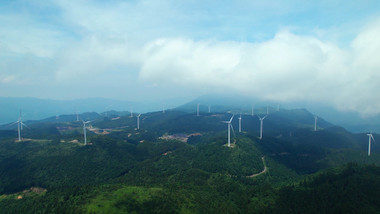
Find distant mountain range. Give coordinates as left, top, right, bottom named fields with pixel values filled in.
left=178, top=94, right=380, bottom=133
left=0, top=97, right=188, bottom=125
left=1, top=95, right=379, bottom=133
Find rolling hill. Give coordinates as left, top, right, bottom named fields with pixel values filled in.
left=0, top=104, right=379, bottom=213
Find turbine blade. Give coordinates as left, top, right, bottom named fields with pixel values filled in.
left=8, top=121, right=18, bottom=126
left=229, top=115, right=234, bottom=123
left=84, top=120, right=95, bottom=124
left=230, top=124, right=236, bottom=138
left=20, top=122, right=29, bottom=129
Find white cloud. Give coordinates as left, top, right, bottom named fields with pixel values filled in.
left=139, top=21, right=380, bottom=116
left=0, top=13, right=69, bottom=58
left=0, top=75, right=15, bottom=83
left=54, top=35, right=140, bottom=81
left=1, top=0, right=380, bottom=116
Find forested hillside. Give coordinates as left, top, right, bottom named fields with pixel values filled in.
left=1, top=109, right=380, bottom=213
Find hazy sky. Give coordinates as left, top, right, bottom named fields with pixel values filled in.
left=1, top=0, right=380, bottom=116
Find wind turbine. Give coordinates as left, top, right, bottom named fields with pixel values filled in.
left=137, top=114, right=141, bottom=130
left=222, top=115, right=235, bottom=147
left=76, top=111, right=79, bottom=121
left=12, top=112, right=28, bottom=141
left=238, top=114, right=242, bottom=133
left=130, top=107, right=133, bottom=117
left=197, top=103, right=200, bottom=117
left=105, top=104, right=113, bottom=117
left=251, top=105, right=255, bottom=116
left=257, top=115, right=268, bottom=140
left=162, top=104, right=165, bottom=113
left=367, top=133, right=375, bottom=156
left=82, top=120, right=92, bottom=145
left=208, top=104, right=211, bottom=113
left=314, top=116, right=318, bottom=131
left=266, top=105, right=269, bottom=115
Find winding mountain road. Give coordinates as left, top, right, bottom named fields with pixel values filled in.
left=247, top=156, right=267, bottom=178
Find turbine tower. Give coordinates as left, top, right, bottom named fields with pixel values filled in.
left=162, top=105, right=165, bottom=113
left=266, top=106, right=269, bottom=115
left=197, top=103, right=200, bottom=117
left=238, top=114, right=242, bottom=133
left=137, top=114, right=141, bottom=130
left=257, top=115, right=268, bottom=140
left=251, top=105, right=255, bottom=116
left=222, top=115, right=234, bottom=147
left=76, top=111, right=79, bottom=121
left=208, top=104, right=211, bottom=113
left=19, top=110, right=23, bottom=131
left=130, top=107, right=133, bottom=117
left=367, top=133, right=375, bottom=156
left=82, top=120, right=92, bottom=145
left=314, top=116, right=318, bottom=131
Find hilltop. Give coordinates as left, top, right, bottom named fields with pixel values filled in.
left=2, top=95, right=380, bottom=133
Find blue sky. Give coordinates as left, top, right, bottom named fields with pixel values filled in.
left=1, top=0, right=380, bottom=116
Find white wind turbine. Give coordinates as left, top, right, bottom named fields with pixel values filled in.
left=137, top=114, right=141, bottom=130
left=314, top=116, right=318, bottom=131
left=251, top=105, right=255, bottom=116
left=257, top=115, right=268, bottom=140
left=266, top=105, right=269, bottom=115
left=162, top=104, right=165, bottom=113
left=130, top=107, right=133, bottom=117
left=12, top=112, right=28, bottom=141
left=238, top=114, right=242, bottom=133
left=208, top=104, right=211, bottom=113
left=76, top=111, right=79, bottom=121
left=367, top=132, right=375, bottom=156
left=222, top=115, right=235, bottom=147
left=197, top=103, right=200, bottom=117
left=82, top=120, right=93, bottom=145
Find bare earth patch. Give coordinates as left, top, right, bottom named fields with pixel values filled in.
left=159, top=133, right=203, bottom=142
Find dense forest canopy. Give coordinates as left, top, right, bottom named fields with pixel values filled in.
left=1, top=109, right=380, bottom=213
